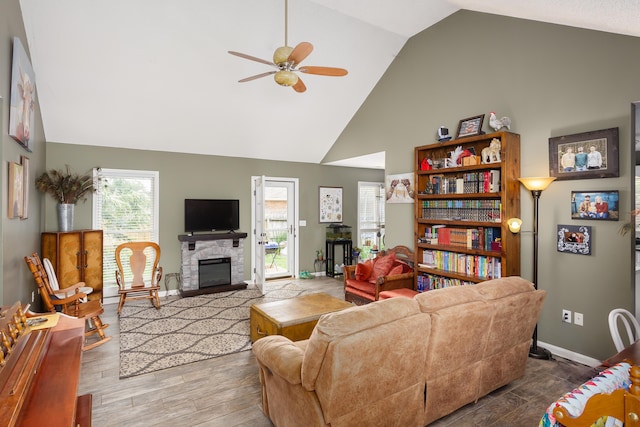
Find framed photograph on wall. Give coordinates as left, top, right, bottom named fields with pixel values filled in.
left=8, top=161, right=24, bottom=219
left=455, top=114, right=485, bottom=138
left=571, top=190, right=619, bottom=221
left=549, top=127, right=619, bottom=180
left=557, top=224, right=591, bottom=255
left=319, top=186, right=342, bottom=223
left=385, top=172, right=414, bottom=203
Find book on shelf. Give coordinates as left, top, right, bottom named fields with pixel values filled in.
left=418, top=249, right=501, bottom=279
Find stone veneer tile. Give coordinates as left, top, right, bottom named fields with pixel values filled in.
left=180, top=239, right=244, bottom=291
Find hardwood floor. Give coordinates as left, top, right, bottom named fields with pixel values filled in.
left=79, top=277, right=597, bottom=427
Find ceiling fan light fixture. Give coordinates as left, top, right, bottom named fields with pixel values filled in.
left=274, top=70, right=298, bottom=86
left=273, top=46, right=294, bottom=64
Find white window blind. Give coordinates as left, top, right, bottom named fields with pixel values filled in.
left=93, top=168, right=159, bottom=286
left=357, top=182, right=385, bottom=252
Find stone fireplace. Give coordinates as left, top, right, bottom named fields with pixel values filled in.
left=178, top=232, right=248, bottom=296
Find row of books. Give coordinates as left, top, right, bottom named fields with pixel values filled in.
left=419, top=250, right=502, bottom=279
left=420, top=199, right=502, bottom=222
left=420, top=226, right=501, bottom=251
left=416, top=274, right=475, bottom=291
left=424, top=170, right=500, bottom=195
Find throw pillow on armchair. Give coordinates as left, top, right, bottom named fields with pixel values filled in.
left=355, top=259, right=374, bottom=281
left=369, top=252, right=396, bottom=284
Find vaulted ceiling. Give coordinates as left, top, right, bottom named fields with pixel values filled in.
left=18, top=0, right=640, bottom=169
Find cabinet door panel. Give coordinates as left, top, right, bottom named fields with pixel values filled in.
left=82, top=230, right=104, bottom=300
left=56, top=232, right=84, bottom=288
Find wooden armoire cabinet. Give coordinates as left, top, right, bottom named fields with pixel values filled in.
left=41, top=230, right=104, bottom=301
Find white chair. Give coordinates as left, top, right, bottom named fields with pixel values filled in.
left=43, top=257, right=93, bottom=301
left=608, top=308, right=640, bottom=352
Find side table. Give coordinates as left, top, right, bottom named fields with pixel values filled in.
left=325, top=239, right=352, bottom=277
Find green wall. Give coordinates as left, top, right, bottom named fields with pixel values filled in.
left=325, top=10, right=639, bottom=361
left=3, top=3, right=640, bottom=363
left=42, top=143, right=382, bottom=283
left=1, top=0, right=47, bottom=307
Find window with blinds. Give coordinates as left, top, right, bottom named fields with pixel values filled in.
left=92, top=168, right=159, bottom=286
left=357, top=181, right=385, bottom=256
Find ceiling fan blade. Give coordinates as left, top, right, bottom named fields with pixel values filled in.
left=228, top=51, right=275, bottom=67
left=292, top=77, right=306, bottom=93
left=239, top=71, right=276, bottom=83
left=299, top=66, right=348, bottom=77
left=288, top=42, right=313, bottom=65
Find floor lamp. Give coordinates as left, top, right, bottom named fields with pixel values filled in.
left=518, top=176, right=556, bottom=360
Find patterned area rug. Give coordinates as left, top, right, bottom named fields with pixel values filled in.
left=119, top=282, right=314, bottom=378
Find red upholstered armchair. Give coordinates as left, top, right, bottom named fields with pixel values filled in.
left=343, top=245, right=415, bottom=305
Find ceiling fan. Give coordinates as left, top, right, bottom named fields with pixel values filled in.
left=228, top=0, right=348, bottom=93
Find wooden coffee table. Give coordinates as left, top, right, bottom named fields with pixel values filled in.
left=250, top=292, right=352, bottom=342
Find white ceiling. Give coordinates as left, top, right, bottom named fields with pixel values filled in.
left=18, top=0, right=640, bottom=169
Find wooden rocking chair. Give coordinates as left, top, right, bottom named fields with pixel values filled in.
left=24, top=253, right=111, bottom=351
left=115, top=241, right=162, bottom=315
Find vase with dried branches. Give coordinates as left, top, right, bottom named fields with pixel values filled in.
left=619, top=208, right=640, bottom=237
left=35, top=165, right=97, bottom=231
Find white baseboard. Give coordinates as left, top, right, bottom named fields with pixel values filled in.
left=538, top=340, right=601, bottom=368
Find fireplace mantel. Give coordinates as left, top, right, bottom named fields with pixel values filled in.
left=178, top=232, right=247, bottom=297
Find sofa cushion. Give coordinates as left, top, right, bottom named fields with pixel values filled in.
left=369, top=252, right=396, bottom=284
left=345, top=278, right=375, bottom=294
left=355, top=259, right=373, bottom=281
left=388, top=263, right=403, bottom=276
left=302, top=297, right=422, bottom=390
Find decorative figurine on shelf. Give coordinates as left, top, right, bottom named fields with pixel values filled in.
left=437, top=126, right=452, bottom=142
left=489, top=112, right=511, bottom=132
left=446, top=146, right=475, bottom=167
left=481, top=138, right=502, bottom=163
left=420, top=157, right=432, bottom=171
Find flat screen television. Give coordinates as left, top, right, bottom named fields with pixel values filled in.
left=184, top=199, right=239, bottom=233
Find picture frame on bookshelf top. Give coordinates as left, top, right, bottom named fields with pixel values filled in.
left=456, top=114, right=485, bottom=139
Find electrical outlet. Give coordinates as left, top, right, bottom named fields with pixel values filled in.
left=562, top=309, right=572, bottom=323
left=574, top=312, right=584, bottom=326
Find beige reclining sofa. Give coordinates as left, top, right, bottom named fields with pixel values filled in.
left=252, top=276, right=546, bottom=426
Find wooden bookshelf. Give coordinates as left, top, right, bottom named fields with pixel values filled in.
left=414, top=131, right=521, bottom=291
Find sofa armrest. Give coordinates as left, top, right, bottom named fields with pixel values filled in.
left=252, top=335, right=304, bottom=385
left=343, top=265, right=357, bottom=283
left=376, top=272, right=415, bottom=298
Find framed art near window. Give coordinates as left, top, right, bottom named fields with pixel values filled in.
left=571, top=190, right=618, bottom=221
left=549, top=127, right=619, bottom=180
left=319, top=186, right=342, bottom=223
left=456, top=114, right=484, bottom=138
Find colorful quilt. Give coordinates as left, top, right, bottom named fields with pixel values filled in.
left=539, top=362, right=631, bottom=427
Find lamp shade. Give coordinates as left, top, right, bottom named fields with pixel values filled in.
left=518, top=177, right=556, bottom=192
left=507, top=217, right=523, bottom=233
